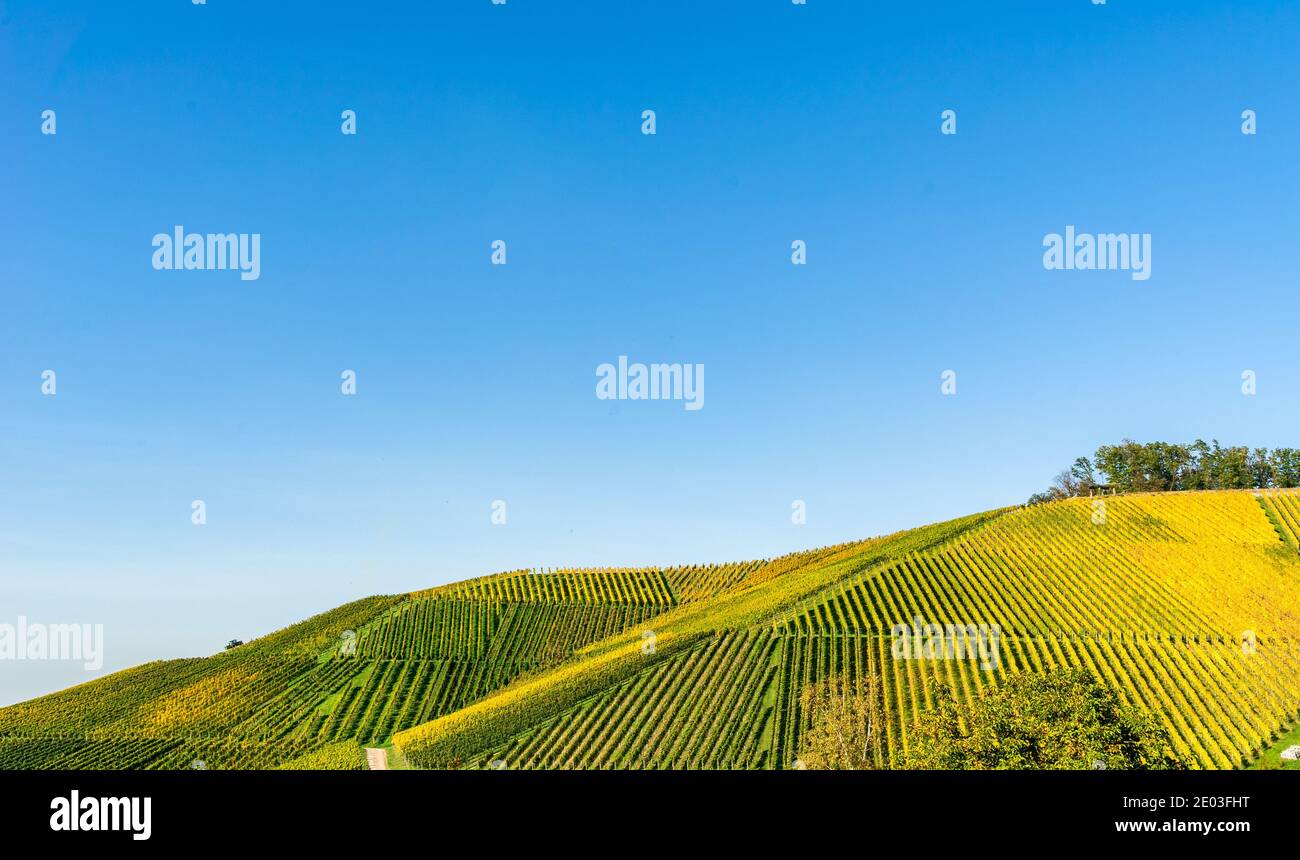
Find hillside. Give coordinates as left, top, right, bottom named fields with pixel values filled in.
left=4, top=490, right=1299, bottom=770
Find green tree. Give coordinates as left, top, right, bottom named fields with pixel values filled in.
left=1248, top=447, right=1273, bottom=489
left=1271, top=448, right=1300, bottom=488
left=1186, top=439, right=1213, bottom=489
left=796, top=661, right=886, bottom=769
left=1069, top=456, right=1096, bottom=489
left=903, top=669, right=1187, bottom=770
left=1094, top=441, right=1143, bottom=492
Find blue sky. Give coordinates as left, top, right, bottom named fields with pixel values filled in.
left=3, top=0, right=1299, bottom=704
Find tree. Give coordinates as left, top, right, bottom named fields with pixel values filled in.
left=225, top=639, right=244, bottom=650
left=1185, top=439, right=1213, bottom=489
left=903, top=668, right=1187, bottom=770
left=1027, top=457, right=1096, bottom=505
left=1148, top=442, right=1192, bottom=491
left=1039, top=439, right=1300, bottom=501
left=1050, top=469, right=1079, bottom=498
left=796, top=657, right=886, bottom=769
left=1212, top=443, right=1252, bottom=489
left=1271, top=448, right=1300, bottom=488
left=1248, top=447, right=1273, bottom=489
left=1070, top=456, right=1096, bottom=490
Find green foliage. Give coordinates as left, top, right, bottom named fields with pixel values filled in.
left=904, top=669, right=1188, bottom=770
left=1093, top=439, right=1300, bottom=493
left=1031, top=440, right=1300, bottom=504
left=796, top=669, right=885, bottom=770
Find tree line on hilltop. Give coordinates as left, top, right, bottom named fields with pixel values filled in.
left=1029, top=439, right=1300, bottom=505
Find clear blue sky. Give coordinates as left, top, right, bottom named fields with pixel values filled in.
left=3, top=0, right=1299, bottom=704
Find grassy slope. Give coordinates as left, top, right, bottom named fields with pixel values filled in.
left=1251, top=722, right=1300, bottom=770
left=0, top=596, right=405, bottom=738
left=5, top=489, right=1300, bottom=770
left=772, top=491, right=1300, bottom=769
left=0, top=512, right=997, bottom=769
left=391, top=491, right=1300, bottom=769
left=389, top=511, right=1002, bottom=766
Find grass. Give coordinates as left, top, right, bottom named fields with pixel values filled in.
left=1249, top=723, right=1300, bottom=770
left=1255, top=495, right=1298, bottom=551
left=380, top=741, right=412, bottom=770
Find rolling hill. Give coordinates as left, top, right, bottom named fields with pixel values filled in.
left=4, top=489, right=1300, bottom=770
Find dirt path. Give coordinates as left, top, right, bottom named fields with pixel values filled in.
left=365, top=747, right=389, bottom=770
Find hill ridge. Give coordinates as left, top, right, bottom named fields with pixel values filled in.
left=4, top=490, right=1298, bottom=770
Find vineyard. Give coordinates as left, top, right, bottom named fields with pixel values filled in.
left=1260, top=489, right=1300, bottom=550
left=4, top=491, right=1299, bottom=769
left=0, top=564, right=746, bottom=769
left=483, top=631, right=780, bottom=769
